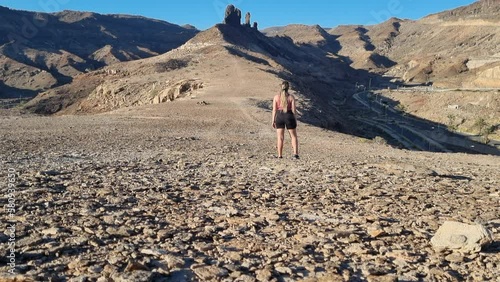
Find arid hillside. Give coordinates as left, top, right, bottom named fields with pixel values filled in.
left=376, top=88, right=500, bottom=140
left=2, top=1, right=498, bottom=103
left=9, top=0, right=499, bottom=111
left=0, top=6, right=198, bottom=98
left=23, top=22, right=365, bottom=136
left=260, top=1, right=500, bottom=146
left=268, top=0, right=500, bottom=88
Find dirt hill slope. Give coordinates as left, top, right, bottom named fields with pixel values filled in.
left=3, top=1, right=498, bottom=99
left=0, top=6, right=198, bottom=98
left=23, top=23, right=364, bottom=136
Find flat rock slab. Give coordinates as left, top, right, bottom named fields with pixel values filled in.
left=431, top=221, right=493, bottom=253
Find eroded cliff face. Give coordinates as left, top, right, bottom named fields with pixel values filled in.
left=471, top=64, right=500, bottom=88
left=77, top=79, right=204, bottom=113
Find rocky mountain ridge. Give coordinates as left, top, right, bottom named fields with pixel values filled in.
left=23, top=21, right=358, bottom=124
left=2, top=1, right=498, bottom=103
left=0, top=6, right=198, bottom=98
left=266, top=2, right=500, bottom=88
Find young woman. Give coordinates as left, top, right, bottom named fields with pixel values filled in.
left=272, top=81, right=299, bottom=159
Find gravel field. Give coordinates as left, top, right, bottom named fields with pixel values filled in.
left=0, top=101, right=499, bottom=282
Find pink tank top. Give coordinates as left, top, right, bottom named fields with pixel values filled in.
left=275, top=94, right=292, bottom=111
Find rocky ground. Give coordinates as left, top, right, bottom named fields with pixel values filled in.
left=0, top=99, right=499, bottom=282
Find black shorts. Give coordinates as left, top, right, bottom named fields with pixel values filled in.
left=275, top=111, right=297, bottom=129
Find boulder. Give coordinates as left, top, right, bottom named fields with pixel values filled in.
left=430, top=221, right=493, bottom=253
left=223, top=5, right=241, bottom=27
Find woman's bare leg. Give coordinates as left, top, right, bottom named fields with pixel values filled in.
left=288, top=128, right=298, bottom=155
left=276, top=128, right=285, bottom=157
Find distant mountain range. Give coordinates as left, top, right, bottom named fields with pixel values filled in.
left=0, top=6, right=198, bottom=98
left=263, top=0, right=500, bottom=88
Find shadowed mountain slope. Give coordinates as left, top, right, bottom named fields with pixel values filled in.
left=0, top=6, right=198, bottom=98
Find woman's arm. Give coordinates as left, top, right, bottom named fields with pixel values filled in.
left=271, top=95, right=277, bottom=128
left=291, top=95, right=297, bottom=119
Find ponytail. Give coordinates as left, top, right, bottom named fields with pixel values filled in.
left=280, top=81, right=290, bottom=112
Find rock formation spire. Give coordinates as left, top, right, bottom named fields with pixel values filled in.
left=223, top=5, right=242, bottom=27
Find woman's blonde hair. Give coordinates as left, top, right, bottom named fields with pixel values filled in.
left=280, top=81, right=290, bottom=112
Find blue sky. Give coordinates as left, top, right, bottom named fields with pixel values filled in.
left=1, top=0, right=477, bottom=30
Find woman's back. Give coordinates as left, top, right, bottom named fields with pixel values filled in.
left=274, top=93, right=293, bottom=112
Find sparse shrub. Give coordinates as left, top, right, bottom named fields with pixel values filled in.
left=17, top=100, right=28, bottom=108
left=373, top=136, right=387, bottom=145
left=447, top=114, right=458, bottom=131
left=395, top=103, right=407, bottom=113
left=14, top=99, right=28, bottom=109
left=481, top=125, right=495, bottom=144
left=481, top=135, right=490, bottom=144
left=473, top=117, right=487, bottom=135
left=320, top=118, right=341, bottom=131
left=155, top=59, right=189, bottom=73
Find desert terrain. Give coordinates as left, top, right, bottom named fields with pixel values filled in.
left=1, top=51, right=500, bottom=281
left=1, top=1, right=499, bottom=282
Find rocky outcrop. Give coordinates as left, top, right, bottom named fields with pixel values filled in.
left=471, top=64, right=500, bottom=87
left=223, top=6, right=258, bottom=30
left=223, top=5, right=241, bottom=27
left=245, top=12, right=251, bottom=27
left=151, top=79, right=204, bottom=104
left=77, top=79, right=204, bottom=112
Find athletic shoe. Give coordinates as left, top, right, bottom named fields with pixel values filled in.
left=292, top=154, right=300, bottom=159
